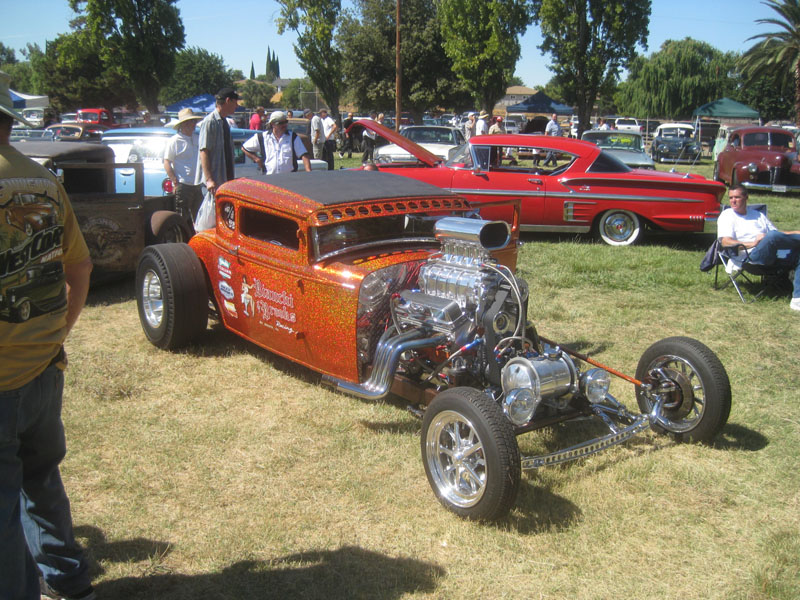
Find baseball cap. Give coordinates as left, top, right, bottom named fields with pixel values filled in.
left=268, top=110, right=287, bottom=124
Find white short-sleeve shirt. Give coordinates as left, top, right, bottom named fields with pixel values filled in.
left=717, top=206, right=776, bottom=243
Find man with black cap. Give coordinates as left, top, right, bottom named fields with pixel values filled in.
left=194, top=86, right=239, bottom=230
left=0, top=71, right=95, bottom=600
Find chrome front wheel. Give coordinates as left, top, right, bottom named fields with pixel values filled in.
left=421, top=387, right=519, bottom=520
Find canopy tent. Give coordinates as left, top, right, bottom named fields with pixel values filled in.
left=8, top=89, right=49, bottom=109
left=505, top=90, right=573, bottom=115
left=165, top=93, right=216, bottom=114
left=692, top=97, right=759, bottom=120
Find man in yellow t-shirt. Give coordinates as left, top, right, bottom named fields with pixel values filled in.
left=0, top=71, right=95, bottom=600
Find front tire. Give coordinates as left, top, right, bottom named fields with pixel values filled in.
left=421, top=387, right=520, bottom=521
left=635, top=337, right=731, bottom=443
left=597, top=209, right=642, bottom=246
left=136, top=244, right=208, bottom=349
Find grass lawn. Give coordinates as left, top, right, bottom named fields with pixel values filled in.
left=59, top=155, right=800, bottom=599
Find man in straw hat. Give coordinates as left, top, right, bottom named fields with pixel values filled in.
left=0, top=71, right=96, bottom=600
left=476, top=110, right=489, bottom=136
left=163, top=107, right=204, bottom=223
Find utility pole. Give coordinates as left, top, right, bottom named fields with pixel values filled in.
left=395, top=0, right=401, bottom=132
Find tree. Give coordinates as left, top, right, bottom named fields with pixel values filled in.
left=265, top=47, right=281, bottom=81
left=69, top=0, right=185, bottom=113
left=438, top=0, right=533, bottom=113
left=239, top=79, right=277, bottom=109
left=614, top=39, right=738, bottom=119
left=159, top=47, right=233, bottom=105
left=250, top=62, right=256, bottom=79
left=532, top=0, right=650, bottom=138
left=739, top=0, right=800, bottom=123
left=37, top=30, right=136, bottom=113
left=337, top=0, right=471, bottom=118
left=281, top=77, right=317, bottom=109
left=0, top=42, right=17, bottom=66
left=735, top=67, right=794, bottom=122
left=276, top=0, right=342, bottom=117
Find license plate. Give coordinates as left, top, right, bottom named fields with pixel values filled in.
left=772, top=184, right=787, bottom=193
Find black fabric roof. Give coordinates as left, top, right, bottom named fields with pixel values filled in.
left=12, top=141, right=114, bottom=162
left=249, top=170, right=455, bottom=206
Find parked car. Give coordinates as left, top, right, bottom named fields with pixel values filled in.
left=581, top=130, right=655, bottom=170
left=45, top=122, right=107, bottom=142
left=134, top=170, right=731, bottom=521
left=21, top=108, right=45, bottom=128
left=613, top=117, right=641, bottom=133
left=714, top=125, right=800, bottom=192
left=374, top=126, right=465, bottom=163
left=76, top=107, right=128, bottom=129
left=651, top=123, right=702, bottom=163
left=12, top=140, right=189, bottom=274
left=352, top=120, right=725, bottom=246
left=9, top=128, right=55, bottom=142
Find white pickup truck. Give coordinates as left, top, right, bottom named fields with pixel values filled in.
left=614, top=117, right=642, bottom=133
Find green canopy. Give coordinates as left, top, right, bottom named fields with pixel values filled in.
left=692, top=97, right=759, bottom=119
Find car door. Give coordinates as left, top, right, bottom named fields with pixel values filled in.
left=449, top=143, right=545, bottom=226
left=215, top=201, right=310, bottom=365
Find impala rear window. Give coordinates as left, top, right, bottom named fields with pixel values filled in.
left=587, top=151, right=632, bottom=173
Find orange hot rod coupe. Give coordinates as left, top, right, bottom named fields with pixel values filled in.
left=135, top=171, right=731, bottom=520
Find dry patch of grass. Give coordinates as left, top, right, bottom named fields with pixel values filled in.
left=59, top=196, right=800, bottom=599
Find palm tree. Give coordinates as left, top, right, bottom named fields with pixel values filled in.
left=739, top=0, right=800, bottom=123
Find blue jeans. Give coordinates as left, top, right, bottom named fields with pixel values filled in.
left=0, top=364, right=90, bottom=600
left=745, top=230, right=800, bottom=298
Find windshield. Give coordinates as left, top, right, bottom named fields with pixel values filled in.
left=404, top=127, right=463, bottom=145
left=743, top=131, right=795, bottom=149
left=312, top=213, right=455, bottom=260
left=583, top=132, right=643, bottom=151
left=102, top=135, right=173, bottom=163
left=659, top=127, right=693, bottom=138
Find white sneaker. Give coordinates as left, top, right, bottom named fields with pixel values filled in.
left=790, top=297, right=800, bottom=311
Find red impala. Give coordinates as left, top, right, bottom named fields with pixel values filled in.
left=354, top=120, right=726, bottom=246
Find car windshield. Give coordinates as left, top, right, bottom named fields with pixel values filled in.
left=102, top=135, right=172, bottom=163
left=659, top=127, right=693, bottom=138
left=583, top=132, right=643, bottom=151
left=312, top=213, right=453, bottom=260
left=77, top=111, right=100, bottom=123
left=404, top=127, right=462, bottom=145
left=743, top=131, right=795, bottom=149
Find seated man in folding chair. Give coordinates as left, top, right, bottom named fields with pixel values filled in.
left=718, top=185, right=800, bottom=311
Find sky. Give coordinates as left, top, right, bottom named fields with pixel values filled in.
left=0, top=0, right=775, bottom=92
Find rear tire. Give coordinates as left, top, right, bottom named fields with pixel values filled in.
left=597, top=209, right=642, bottom=246
left=149, top=211, right=191, bottom=244
left=136, top=244, right=208, bottom=349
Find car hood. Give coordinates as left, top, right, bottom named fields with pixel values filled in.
left=352, top=119, right=442, bottom=167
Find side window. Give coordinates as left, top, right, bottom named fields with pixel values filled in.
left=730, top=134, right=740, bottom=147
left=220, top=201, right=236, bottom=231
left=240, top=208, right=300, bottom=250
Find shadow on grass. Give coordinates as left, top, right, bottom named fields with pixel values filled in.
left=713, top=422, right=769, bottom=451
left=91, top=543, right=444, bottom=599
left=508, top=484, right=583, bottom=534
left=519, top=230, right=717, bottom=252
left=85, top=273, right=135, bottom=307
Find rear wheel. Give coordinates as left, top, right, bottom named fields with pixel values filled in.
left=136, top=244, right=208, bottom=349
left=635, top=336, right=731, bottom=443
left=149, top=211, right=191, bottom=244
left=421, top=387, right=520, bottom=521
left=597, top=209, right=642, bottom=246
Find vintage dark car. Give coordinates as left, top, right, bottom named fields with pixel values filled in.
left=350, top=120, right=725, bottom=246
left=650, top=123, right=702, bottom=163
left=581, top=130, right=655, bottom=170
left=13, top=141, right=190, bottom=275
left=134, top=170, right=731, bottom=521
left=714, top=126, right=800, bottom=193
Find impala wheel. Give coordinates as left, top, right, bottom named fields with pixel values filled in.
left=597, top=209, right=642, bottom=246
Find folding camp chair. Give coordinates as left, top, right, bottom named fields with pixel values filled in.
left=701, top=204, right=793, bottom=303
